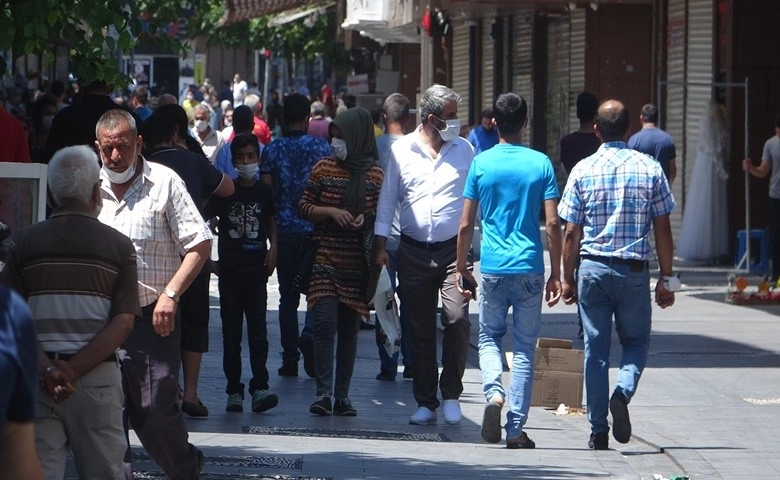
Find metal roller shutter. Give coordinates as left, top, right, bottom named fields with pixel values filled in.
left=451, top=22, right=471, bottom=127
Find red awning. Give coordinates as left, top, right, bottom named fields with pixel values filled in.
left=220, top=0, right=326, bottom=25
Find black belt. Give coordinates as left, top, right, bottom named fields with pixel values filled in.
left=45, top=351, right=117, bottom=363
left=580, top=255, right=649, bottom=271
left=400, top=234, right=457, bottom=250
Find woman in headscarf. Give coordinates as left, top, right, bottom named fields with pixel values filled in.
left=298, top=107, right=384, bottom=417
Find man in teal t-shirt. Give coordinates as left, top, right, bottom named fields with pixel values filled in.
left=455, top=92, right=562, bottom=449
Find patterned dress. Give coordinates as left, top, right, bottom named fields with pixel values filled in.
left=299, top=157, right=384, bottom=318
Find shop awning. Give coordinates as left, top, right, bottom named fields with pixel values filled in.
left=220, top=0, right=332, bottom=25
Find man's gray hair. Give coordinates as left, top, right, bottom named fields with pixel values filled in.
left=95, top=109, right=137, bottom=138
left=48, top=145, right=100, bottom=206
left=244, top=94, right=262, bottom=114
left=193, top=104, right=210, bottom=117
left=419, top=84, right=460, bottom=123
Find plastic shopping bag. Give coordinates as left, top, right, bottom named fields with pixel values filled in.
left=373, top=266, right=401, bottom=357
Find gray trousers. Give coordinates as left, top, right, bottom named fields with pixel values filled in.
left=397, top=240, right=471, bottom=411
left=120, top=304, right=200, bottom=480
left=312, top=296, right=361, bottom=398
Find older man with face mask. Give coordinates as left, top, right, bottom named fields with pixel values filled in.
left=190, top=104, right=225, bottom=164
left=374, top=84, right=475, bottom=427
left=95, top=109, right=212, bottom=480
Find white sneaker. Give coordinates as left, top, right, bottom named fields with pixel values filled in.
left=409, top=406, right=437, bottom=425
left=442, top=399, right=462, bottom=425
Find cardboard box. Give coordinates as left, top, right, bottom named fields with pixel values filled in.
left=530, top=371, right=584, bottom=409
left=532, top=337, right=584, bottom=408
left=537, top=337, right=573, bottom=349
left=534, top=347, right=584, bottom=374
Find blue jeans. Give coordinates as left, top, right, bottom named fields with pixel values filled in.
left=478, top=272, right=544, bottom=440
left=375, top=250, right=412, bottom=377
left=578, top=258, right=651, bottom=434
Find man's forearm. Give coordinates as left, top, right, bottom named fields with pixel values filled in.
left=653, top=215, right=674, bottom=276
left=562, top=224, right=582, bottom=283
left=68, top=313, right=135, bottom=378
left=167, top=240, right=211, bottom=295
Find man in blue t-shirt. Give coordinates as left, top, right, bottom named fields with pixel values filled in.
left=261, top=94, right=332, bottom=378
left=467, top=109, right=499, bottom=154
left=455, top=92, right=562, bottom=450
left=628, top=103, right=677, bottom=184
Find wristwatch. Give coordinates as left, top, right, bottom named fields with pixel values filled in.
left=162, top=287, right=179, bottom=303
left=661, top=275, right=681, bottom=292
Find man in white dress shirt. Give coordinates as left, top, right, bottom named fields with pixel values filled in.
left=374, top=84, right=475, bottom=426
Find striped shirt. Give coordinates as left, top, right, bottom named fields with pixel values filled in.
left=558, top=142, right=676, bottom=260
left=2, top=207, right=141, bottom=354
left=98, top=158, right=212, bottom=307
left=299, top=157, right=384, bottom=318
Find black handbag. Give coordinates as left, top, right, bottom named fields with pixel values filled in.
left=291, top=235, right=319, bottom=295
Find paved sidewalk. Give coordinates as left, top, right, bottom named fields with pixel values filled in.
left=64, top=259, right=780, bottom=479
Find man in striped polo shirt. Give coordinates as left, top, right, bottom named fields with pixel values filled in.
left=3, top=145, right=140, bottom=479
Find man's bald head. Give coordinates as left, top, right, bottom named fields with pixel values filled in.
left=595, top=100, right=630, bottom=142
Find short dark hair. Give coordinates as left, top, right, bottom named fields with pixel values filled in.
left=595, top=100, right=630, bottom=142
left=50, top=80, right=66, bottom=97
left=230, top=133, right=259, bottom=162
left=493, top=93, right=527, bottom=136
left=141, top=113, right=175, bottom=147
left=576, top=92, right=598, bottom=121
left=232, top=105, right=254, bottom=133
left=155, top=104, right=189, bottom=137
left=640, top=103, right=659, bottom=123
left=382, top=93, right=411, bottom=124
left=775, top=113, right=780, bottom=129
left=283, top=94, right=310, bottom=125
left=480, top=109, right=494, bottom=120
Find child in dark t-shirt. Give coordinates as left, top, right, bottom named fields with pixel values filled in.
left=204, top=133, right=278, bottom=414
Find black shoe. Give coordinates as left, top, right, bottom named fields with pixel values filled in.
left=588, top=431, right=609, bottom=450
left=309, top=395, right=332, bottom=416
left=278, top=362, right=298, bottom=377
left=360, top=320, right=374, bottom=330
left=609, top=391, right=632, bottom=444
left=376, top=371, right=396, bottom=381
left=506, top=432, right=535, bottom=449
left=402, top=367, right=413, bottom=380
left=181, top=400, right=209, bottom=417
left=298, top=335, right=315, bottom=379
left=333, top=397, right=357, bottom=416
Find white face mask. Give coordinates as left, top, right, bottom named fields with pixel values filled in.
left=235, top=163, right=259, bottom=181
left=438, top=118, right=461, bottom=142
left=102, top=160, right=137, bottom=185
left=331, top=138, right=347, bottom=160
left=194, top=119, right=209, bottom=133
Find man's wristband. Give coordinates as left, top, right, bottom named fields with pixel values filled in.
left=42, top=365, right=57, bottom=377
left=661, top=275, right=681, bottom=292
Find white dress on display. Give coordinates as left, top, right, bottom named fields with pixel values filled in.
left=677, top=99, right=730, bottom=262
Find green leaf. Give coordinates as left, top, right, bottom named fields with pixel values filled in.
left=35, top=23, right=48, bottom=40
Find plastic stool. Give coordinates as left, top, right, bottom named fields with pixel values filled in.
left=735, top=229, right=770, bottom=274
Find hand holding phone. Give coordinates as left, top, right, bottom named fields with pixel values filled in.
left=459, top=274, right=477, bottom=301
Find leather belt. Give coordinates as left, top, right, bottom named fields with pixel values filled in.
left=580, top=255, right=649, bottom=271
left=400, top=234, right=457, bottom=250
left=45, top=351, right=117, bottom=363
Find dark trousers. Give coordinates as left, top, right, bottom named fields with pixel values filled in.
left=375, top=249, right=413, bottom=377
left=219, top=268, right=270, bottom=394
left=397, top=240, right=471, bottom=411
left=179, top=268, right=211, bottom=352
left=276, top=233, right=307, bottom=365
left=121, top=304, right=199, bottom=480
left=312, top=296, right=361, bottom=398
left=771, top=198, right=780, bottom=280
